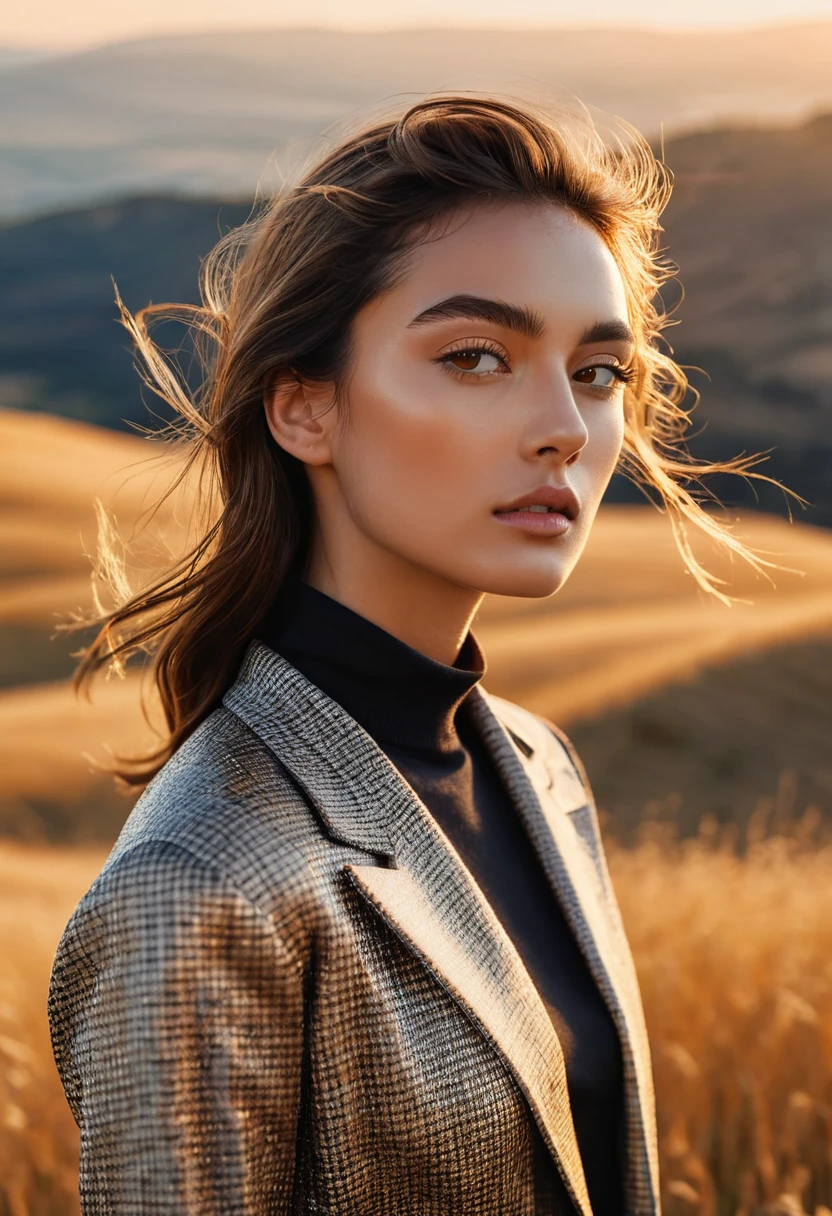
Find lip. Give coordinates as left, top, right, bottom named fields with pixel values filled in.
left=493, top=483, right=581, bottom=520
left=492, top=483, right=579, bottom=537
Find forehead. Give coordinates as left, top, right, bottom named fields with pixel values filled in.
left=386, top=200, right=628, bottom=326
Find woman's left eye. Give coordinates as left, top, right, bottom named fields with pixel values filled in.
left=573, top=364, right=632, bottom=390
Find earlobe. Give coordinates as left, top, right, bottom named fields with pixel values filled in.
left=263, top=370, right=337, bottom=466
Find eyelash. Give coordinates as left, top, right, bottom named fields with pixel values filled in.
left=436, top=341, right=637, bottom=391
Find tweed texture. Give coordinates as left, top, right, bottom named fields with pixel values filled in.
left=48, top=640, right=660, bottom=1215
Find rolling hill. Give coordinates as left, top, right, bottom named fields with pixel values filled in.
left=1, top=408, right=830, bottom=844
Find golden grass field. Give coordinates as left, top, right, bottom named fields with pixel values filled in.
left=2, top=407, right=832, bottom=1213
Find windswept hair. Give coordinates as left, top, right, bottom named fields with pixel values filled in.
left=71, top=92, right=804, bottom=785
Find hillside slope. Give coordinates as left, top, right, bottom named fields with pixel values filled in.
left=1, top=409, right=830, bottom=842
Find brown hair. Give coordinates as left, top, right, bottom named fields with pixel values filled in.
left=72, top=92, right=804, bottom=784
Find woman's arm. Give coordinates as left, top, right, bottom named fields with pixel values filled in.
left=47, top=838, right=306, bottom=1215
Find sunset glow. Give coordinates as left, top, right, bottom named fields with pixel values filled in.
left=6, top=0, right=832, bottom=53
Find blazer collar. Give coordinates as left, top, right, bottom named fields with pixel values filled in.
left=224, top=640, right=658, bottom=1216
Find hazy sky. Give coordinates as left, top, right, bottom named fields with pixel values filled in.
left=6, top=0, right=832, bottom=52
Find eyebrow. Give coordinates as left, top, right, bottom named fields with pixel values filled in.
left=407, top=293, right=636, bottom=349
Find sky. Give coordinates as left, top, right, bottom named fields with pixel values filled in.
left=6, top=0, right=832, bottom=52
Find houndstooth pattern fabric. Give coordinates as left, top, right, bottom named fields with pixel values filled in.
left=48, top=640, right=661, bottom=1215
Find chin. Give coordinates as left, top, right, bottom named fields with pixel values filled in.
left=469, top=559, right=572, bottom=601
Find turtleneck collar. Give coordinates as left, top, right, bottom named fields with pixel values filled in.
left=257, top=576, right=486, bottom=756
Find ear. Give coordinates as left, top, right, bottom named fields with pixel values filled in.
left=263, top=369, right=339, bottom=466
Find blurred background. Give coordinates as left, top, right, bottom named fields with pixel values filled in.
left=2, top=2, right=832, bottom=1214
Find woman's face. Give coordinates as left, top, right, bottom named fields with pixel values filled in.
left=302, top=200, right=633, bottom=601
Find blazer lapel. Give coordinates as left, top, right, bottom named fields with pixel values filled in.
left=342, top=853, right=592, bottom=1216
left=223, top=641, right=653, bottom=1216
left=343, top=778, right=598, bottom=1216
left=471, top=689, right=660, bottom=1216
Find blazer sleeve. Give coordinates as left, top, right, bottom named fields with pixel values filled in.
left=47, top=837, right=307, bottom=1215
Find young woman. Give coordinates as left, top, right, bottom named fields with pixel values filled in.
left=47, top=94, right=788, bottom=1215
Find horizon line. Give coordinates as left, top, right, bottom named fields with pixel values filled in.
left=5, top=13, right=832, bottom=57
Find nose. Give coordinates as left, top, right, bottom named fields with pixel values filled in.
left=521, top=373, right=589, bottom=467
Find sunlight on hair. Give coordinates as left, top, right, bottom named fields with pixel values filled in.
left=65, top=89, right=808, bottom=785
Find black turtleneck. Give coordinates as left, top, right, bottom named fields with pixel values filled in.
left=258, top=577, right=625, bottom=1216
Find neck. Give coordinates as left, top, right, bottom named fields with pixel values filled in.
left=260, top=576, right=486, bottom=755
left=304, top=531, right=484, bottom=668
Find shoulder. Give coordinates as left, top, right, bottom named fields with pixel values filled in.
left=47, top=832, right=310, bottom=1123
left=89, top=705, right=326, bottom=923
left=50, top=706, right=328, bottom=1017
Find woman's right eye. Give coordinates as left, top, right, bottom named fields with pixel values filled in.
left=440, top=349, right=508, bottom=376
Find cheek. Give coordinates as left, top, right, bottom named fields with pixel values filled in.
left=336, top=369, right=495, bottom=521
left=587, top=402, right=626, bottom=480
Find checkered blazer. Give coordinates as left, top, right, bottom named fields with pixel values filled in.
left=48, top=640, right=660, bottom=1215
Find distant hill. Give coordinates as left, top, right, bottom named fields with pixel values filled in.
left=0, top=47, right=50, bottom=71
left=2, top=23, right=832, bottom=218
left=0, top=194, right=253, bottom=427
left=1, top=109, right=830, bottom=524
left=651, top=110, right=832, bottom=524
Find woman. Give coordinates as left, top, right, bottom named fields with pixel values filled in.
left=47, top=94, right=789, bottom=1215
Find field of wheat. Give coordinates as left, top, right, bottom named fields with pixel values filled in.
left=1, top=789, right=831, bottom=1216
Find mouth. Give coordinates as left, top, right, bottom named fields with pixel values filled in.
left=492, top=506, right=573, bottom=535
left=492, top=484, right=581, bottom=524
left=497, top=504, right=564, bottom=515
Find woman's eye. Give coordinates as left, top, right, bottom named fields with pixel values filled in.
left=573, top=364, right=624, bottom=389
left=443, top=349, right=505, bottom=375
